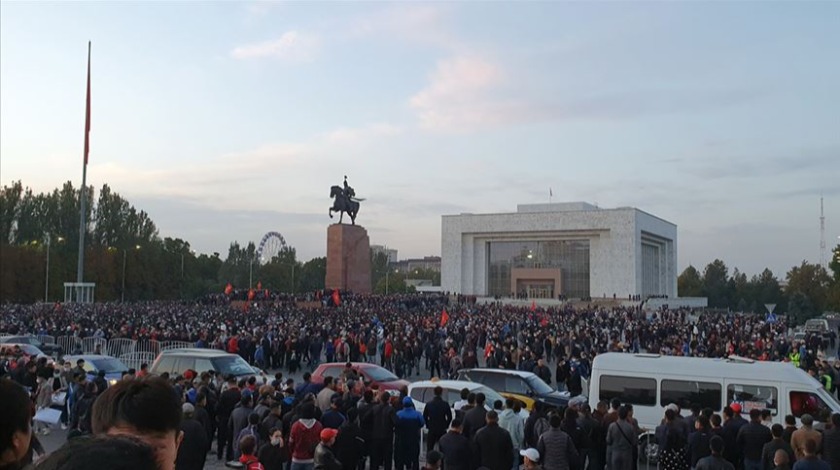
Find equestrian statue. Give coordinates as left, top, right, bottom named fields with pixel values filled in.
left=329, top=176, right=364, bottom=225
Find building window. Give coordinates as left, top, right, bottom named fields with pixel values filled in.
left=599, top=375, right=657, bottom=407
left=487, top=240, right=590, bottom=298
left=727, top=384, right=778, bottom=415
left=660, top=379, right=721, bottom=411
left=789, top=391, right=832, bottom=422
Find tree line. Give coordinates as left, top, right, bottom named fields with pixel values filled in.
left=678, top=252, right=840, bottom=324
left=0, top=181, right=332, bottom=303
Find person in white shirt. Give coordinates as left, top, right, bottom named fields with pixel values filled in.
left=454, top=388, right=469, bottom=411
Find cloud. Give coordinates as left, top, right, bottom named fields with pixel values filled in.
left=323, top=123, right=402, bottom=144
left=409, top=56, right=510, bottom=131
left=230, top=31, right=321, bottom=61
left=347, top=4, right=455, bottom=49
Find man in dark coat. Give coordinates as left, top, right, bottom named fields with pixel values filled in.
left=462, top=393, right=487, bottom=440
left=473, top=410, right=514, bottom=470
left=423, top=386, right=452, bottom=452
left=369, top=392, right=397, bottom=470
left=437, top=419, right=471, bottom=470
left=821, top=413, right=840, bottom=470
left=334, top=408, right=366, bottom=470
left=176, top=403, right=208, bottom=470
left=216, top=375, right=241, bottom=461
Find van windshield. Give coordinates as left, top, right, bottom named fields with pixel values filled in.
left=211, top=356, right=256, bottom=376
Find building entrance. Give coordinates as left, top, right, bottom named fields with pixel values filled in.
left=517, top=281, right=555, bottom=299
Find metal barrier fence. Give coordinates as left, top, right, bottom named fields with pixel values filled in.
left=81, top=337, right=107, bottom=354
left=56, top=336, right=82, bottom=355
left=119, top=352, right=157, bottom=372
left=159, top=341, right=192, bottom=351
left=37, top=335, right=56, bottom=345
left=5, top=335, right=202, bottom=366
left=107, top=338, right=137, bottom=358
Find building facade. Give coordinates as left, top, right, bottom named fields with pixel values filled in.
left=441, top=202, right=677, bottom=299
left=371, top=245, right=398, bottom=264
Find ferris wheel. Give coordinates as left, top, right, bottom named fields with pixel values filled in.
left=256, top=232, right=287, bottom=264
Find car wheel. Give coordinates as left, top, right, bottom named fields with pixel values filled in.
left=638, top=434, right=658, bottom=466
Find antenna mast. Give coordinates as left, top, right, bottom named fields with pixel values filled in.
left=820, top=196, right=826, bottom=268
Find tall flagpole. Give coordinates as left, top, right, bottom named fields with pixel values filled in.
left=76, top=41, right=91, bottom=285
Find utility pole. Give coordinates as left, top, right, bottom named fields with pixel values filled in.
left=45, top=234, right=51, bottom=302
left=121, top=250, right=127, bottom=302
left=820, top=196, right=826, bottom=268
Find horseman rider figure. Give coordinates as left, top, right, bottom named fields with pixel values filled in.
left=343, top=175, right=355, bottom=204
left=329, top=175, right=362, bottom=224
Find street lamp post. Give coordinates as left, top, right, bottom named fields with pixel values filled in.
left=44, top=235, right=64, bottom=302
left=121, top=245, right=141, bottom=302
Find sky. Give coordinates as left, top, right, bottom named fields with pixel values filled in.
left=1, top=1, right=839, bottom=278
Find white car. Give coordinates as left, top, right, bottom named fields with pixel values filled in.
left=408, top=379, right=529, bottom=420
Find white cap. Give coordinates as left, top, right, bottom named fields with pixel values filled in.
left=666, top=403, right=679, bottom=412
left=520, top=448, right=540, bottom=462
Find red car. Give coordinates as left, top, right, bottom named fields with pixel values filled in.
left=311, top=362, right=409, bottom=392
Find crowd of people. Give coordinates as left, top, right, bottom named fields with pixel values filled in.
left=2, top=294, right=840, bottom=470
left=2, top=367, right=840, bottom=470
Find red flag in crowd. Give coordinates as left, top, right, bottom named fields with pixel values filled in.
left=440, top=308, right=450, bottom=327
left=264, top=289, right=269, bottom=298
left=530, top=300, right=537, bottom=312
left=224, top=283, right=233, bottom=295
left=247, top=289, right=255, bottom=301
left=256, top=281, right=262, bottom=290
left=540, top=314, right=549, bottom=328
left=332, top=290, right=341, bottom=306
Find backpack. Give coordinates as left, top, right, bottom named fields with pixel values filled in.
left=237, top=425, right=260, bottom=451
left=533, top=416, right=550, bottom=443
left=241, top=456, right=265, bottom=470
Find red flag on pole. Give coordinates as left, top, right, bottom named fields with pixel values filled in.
left=247, top=289, right=255, bottom=301
left=332, top=290, right=341, bottom=306
left=224, top=283, right=233, bottom=295
left=84, top=41, right=91, bottom=165
left=440, top=308, right=450, bottom=327
left=530, top=300, right=537, bottom=312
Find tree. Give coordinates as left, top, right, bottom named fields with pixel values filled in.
left=678, top=265, right=703, bottom=297
left=787, top=291, right=816, bottom=325
left=785, top=261, right=831, bottom=314
left=702, top=259, right=730, bottom=308
left=297, top=257, right=326, bottom=292
left=370, top=251, right=390, bottom=291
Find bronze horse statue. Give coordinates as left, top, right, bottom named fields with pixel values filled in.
left=329, top=185, right=360, bottom=225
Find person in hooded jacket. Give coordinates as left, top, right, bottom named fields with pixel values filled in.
left=395, top=397, right=425, bottom=470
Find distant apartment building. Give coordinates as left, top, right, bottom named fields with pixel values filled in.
left=371, top=245, right=398, bottom=264
left=393, top=256, right=442, bottom=273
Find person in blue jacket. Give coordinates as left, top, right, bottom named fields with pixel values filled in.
left=395, top=396, right=425, bottom=470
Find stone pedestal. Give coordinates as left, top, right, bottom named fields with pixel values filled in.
left=325, top=224, right=371, bottom=294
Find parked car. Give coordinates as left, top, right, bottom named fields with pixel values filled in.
left=408, top=379, right=528, bottom=419
left=0, top=343, right=50, bottom=360
left=149, top=348, right=266, bottom=382
left=63, top=354, right=129, bottom=387
left=0, top=335, right=63, bottom=357
left=311, top=362, right=410, bottom=392
left=456, top=368, right=569, bottom=411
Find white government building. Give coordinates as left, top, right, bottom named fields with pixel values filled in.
left=441, top=202, right=677, bottom=299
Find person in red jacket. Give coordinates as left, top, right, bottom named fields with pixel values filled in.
left=228, top=335, right=240, bottom=355
left=289, top=403, right=323, bottom=470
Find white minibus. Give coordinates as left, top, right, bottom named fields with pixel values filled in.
left=589, top=353, right=840, bottom=462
